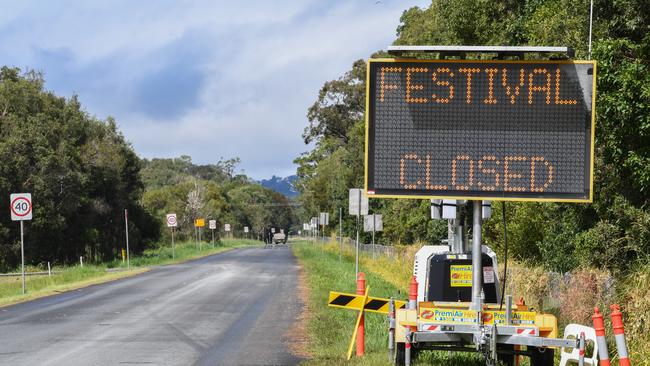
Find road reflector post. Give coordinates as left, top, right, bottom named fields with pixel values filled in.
left=610, top=304, right=631, bottom=366
left=346, top=285, right=370, bottom=360
left=80, top=256, right=83, bottom=267
left=328, top=286, right=407, bottom=360
left=579, top=331, right=586, bottom=366
left=405, top=326, right=412, bottom=366
left=47, top=262, right=51, bottom=276
left=356, top=272, right=366, bottom=357
left=592, top=307, right=611, bottom=366
left=408, top=275, right=418, bottom=310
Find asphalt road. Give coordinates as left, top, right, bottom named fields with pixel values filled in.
left=0, top=245, right=304, bottom=366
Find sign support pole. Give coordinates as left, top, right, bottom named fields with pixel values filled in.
left=471, top=200, right=483, bottom=311
left=339, top=207, right=343, bottom=262
left=355, top=192, right=360, bottom=278
left=171, top=227, right=175, bottom=260
left=211, top=228, right=215, bottom=247
left=125, top=209, right=130, bottom=270
left=372, top=214, right=376, bottom=260
left=20, top=220, right=25, bottom=294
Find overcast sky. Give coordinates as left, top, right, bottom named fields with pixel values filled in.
left=0, top=0, right=428, bottom=179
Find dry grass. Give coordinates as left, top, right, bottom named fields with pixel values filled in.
left=557, top=268, right=613, bottom=324
left=322, top=240, right=420, bottom=290
left=618, top=262, right=650, bottom=362
left=503, top=264, right=552, bottom=312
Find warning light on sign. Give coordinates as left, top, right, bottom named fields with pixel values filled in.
left=365, top=59, right=596, bottom=202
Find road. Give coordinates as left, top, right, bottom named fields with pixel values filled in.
left=0, top=246, right=304, bottom=366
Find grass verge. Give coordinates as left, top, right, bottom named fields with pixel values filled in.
left=292, top=240, right=483, bottom=366
left=0, top=238, right=260, bottom=308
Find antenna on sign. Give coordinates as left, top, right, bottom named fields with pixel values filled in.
left=588, top=0, right=594, bottom=59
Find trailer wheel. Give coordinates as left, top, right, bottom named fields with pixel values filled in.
left=497, top=344, right=515, bottom=366
left=529, top=347, right=554, bottom=366
left=393, top=343, right=419, bottom=365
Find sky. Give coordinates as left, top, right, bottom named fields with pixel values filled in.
left=0, top=0, right=429, bottom=179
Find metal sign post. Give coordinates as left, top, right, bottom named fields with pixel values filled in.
left=349, top=189, right=368, bottom=277
left=125, top=209, right=130, bottom=270
left=10, top=193, right=32, bottom=294
left=471, top=200, right=483, bottom=311
left=339, top=207, right=343, bottom=262
left=372, top=214, right=375, bottom=259
left=166, top=214, right=177, bottom=259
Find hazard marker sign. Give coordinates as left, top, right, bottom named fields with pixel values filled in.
left=328, top=291, right=406, bottom=314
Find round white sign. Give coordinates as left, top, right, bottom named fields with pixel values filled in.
left=166, top=214, right=177, bottom=227
left=10, top=193, right=32, bottom=221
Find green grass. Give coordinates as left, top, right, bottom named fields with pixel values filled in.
left=292, top=241, right=484, bottom=366
left=0, top=238, right=260, bottom=307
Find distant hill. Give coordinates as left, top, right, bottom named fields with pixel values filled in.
left=259, top=175, right=298, bottom=198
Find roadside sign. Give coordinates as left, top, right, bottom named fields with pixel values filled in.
left=10, top=193, right=32, bottom=221
left=303, top=223, right=309, bottom=230
left=244, top=226, right=249, bottom=233
left=363, top=214, right=383, bottom=232
left=166, top=213, right=177, bottom=228
left=349, top=189, right=368, bottom=216
left=271, top=227, right=275, bottom=233
left=224, top=223, right=231, bottom=232
left=319, top=212, right=329, bottom=225
left=328, top=291, right=406, bottom=314
left=195, top=218, right=205, bottom=227
left=208, top=220, right=216, bottom=230
left=365, top=59, right=597, bottom=202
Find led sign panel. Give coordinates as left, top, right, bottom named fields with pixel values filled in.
left=365, top=59, right=596, bottom=202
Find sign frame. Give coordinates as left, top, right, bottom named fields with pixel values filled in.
left=364, top=58, right=597, bottom=203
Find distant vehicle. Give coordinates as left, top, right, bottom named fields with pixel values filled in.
left=272, top=232, right=287, bottom=244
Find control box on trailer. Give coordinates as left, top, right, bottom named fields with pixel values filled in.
left=413, top=245, right=500, bottom=303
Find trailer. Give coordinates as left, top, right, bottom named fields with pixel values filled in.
left=392, top=201, right=577, bottom=366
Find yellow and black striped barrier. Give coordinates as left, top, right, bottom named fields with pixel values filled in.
left=328, top=291, right=406, bottom=314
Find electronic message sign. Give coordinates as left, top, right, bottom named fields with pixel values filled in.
left=365, top=59, right=596, bottom=202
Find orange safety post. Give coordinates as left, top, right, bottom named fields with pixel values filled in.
left=593, top=307, right=611, bottom=366
left=610, top=304, right=631, bottom=366
left=409, top=275, right=418, bottom=310
left=356, top=272, right=366, bottom=356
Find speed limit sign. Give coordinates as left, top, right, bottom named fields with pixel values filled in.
left=10, top=193, right=32, bottom=221
left=166, top=213, right=177, bottom=228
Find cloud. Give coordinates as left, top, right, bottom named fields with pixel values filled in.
left=0, top=0, right=429, bottom=179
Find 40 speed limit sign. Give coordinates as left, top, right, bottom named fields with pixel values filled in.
left=10, top=193, right=32, bottom=221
